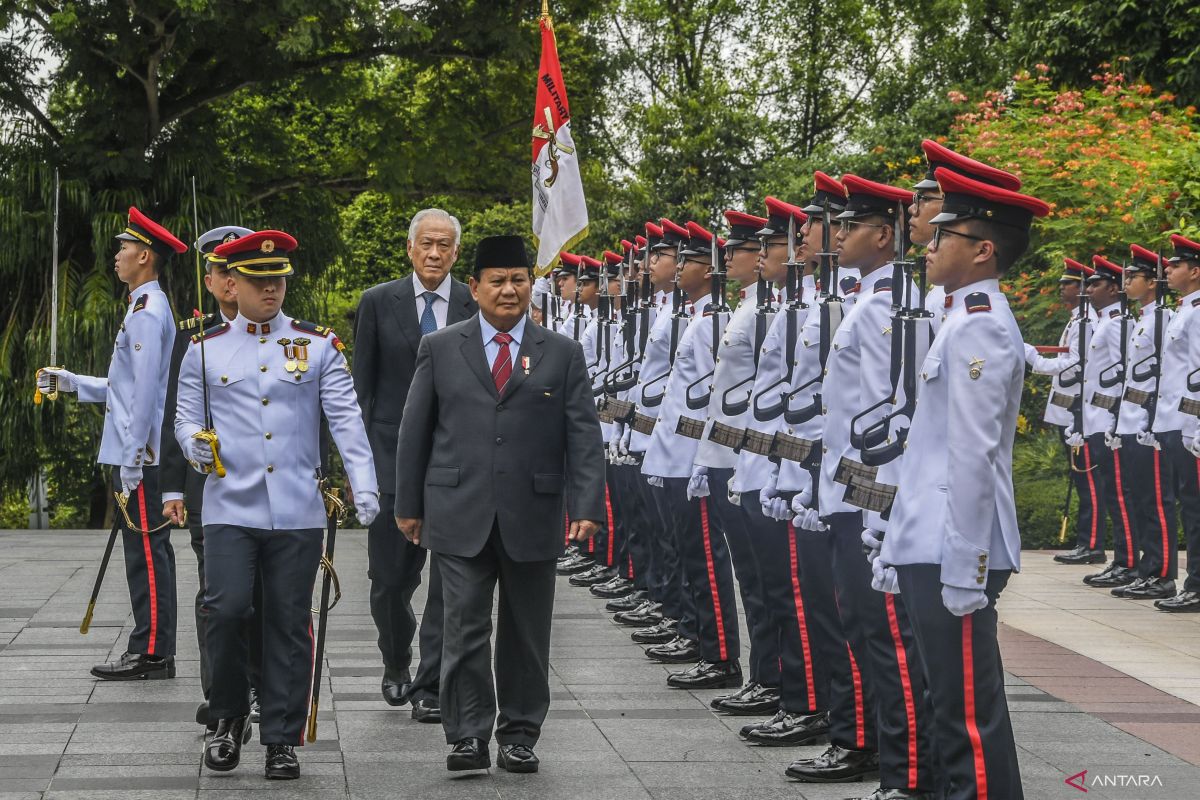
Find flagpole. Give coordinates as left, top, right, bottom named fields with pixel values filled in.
left=541, top=0, right=550, bottom=20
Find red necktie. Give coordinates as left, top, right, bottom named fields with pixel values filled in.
left=491, top=332, right=513, bottom=393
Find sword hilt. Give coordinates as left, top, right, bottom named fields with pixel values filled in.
left=193, top=429, right=227, bottom=478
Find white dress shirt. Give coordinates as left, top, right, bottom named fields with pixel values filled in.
left=480, top=312, right=527, bottom=367
left=413, top=272, right=453, bottom=330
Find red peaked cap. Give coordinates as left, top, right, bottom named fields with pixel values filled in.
left=558, top=251, right=583, bottom=275
left=1129, top=244, right=1160, bottom=272
left=724, top=209, right=768, bottom=244
left=756, top=197, right=806, bottom=236
left=837, top=174, right=913, bottom=220
left=1089, top=255, right=1122, bottom=283
left=803, top=171, right=849, bottom=215
left=917, top=140, right=1021, bottom=191
left=213, top=230, right=297, bottom=277
left=655, top=218, right=689, bottom=251
left=117, top=206, right=188, bottom=257
left=603, top=250, right=624, bottom=266
left=577, top=255, right=602, bottom=281
left=620, top=239, right=635, bottom=254
left=1060, top=257, right=1092, bottom=282
left=635, top=234, right=648, bottom=248
left=644, top=222, right=664, bottom=250
left=680, top=221, right=726, bottom=256
left=931, top=167, right=1050, bottom=230
left=1168, top=233, right=1200, bottom=263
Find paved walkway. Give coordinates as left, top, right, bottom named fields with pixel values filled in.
left=1, top=530, right=1198, bottom=799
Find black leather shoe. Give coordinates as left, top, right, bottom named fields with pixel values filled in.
left=196, top=702, right=218, bottom=732
left=382, top=675, right=410, bottom=706
left=447, top=737, right=490, bottom=771
left=745, top=710, right=829, bottom=746
left=412, top=697, right=442, bottom=723
left=667, top=659, right=742, bottom=689
left=592, top=577, right=635, bottom=598
left=556, top=554, right=594, bottom=575
left=91, top=652, right=172, bottom=681
left=204, top=716, right=252, bottom=772
left=631, top=619, right=678, bottom=644
left=1122, top=577, right=1176, bottom=600
left=645, top=637, right=700, bottom=664
left=264, top=744, right=299, bottom=779
left=739, top=712, right=778, bottom=740
left=1110, top=577, right=1146, bottom=597
left=1054, top=547, right=1106, bottom=565
left=496, top=743, right=539, bottom=773
left=1156, top=591, right=1200, bottom=612
left=606, top=590, right=648, bottom=612
left=613, top=601, right=663, bottom=626
left=714, top=683, right=781, bottom=715
left=569, top=565, right=617, bottom=587
left=785, top=744, right=879, bottom=782
left=847, top=788, right=937, bottom=800
left=1084, top=564, right=1137, bottom=587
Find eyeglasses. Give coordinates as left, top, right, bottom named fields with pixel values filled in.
left=758, top=240, right=790, bottom=250
left=931, top=226, right=988, bottom=249
left=725, top=244, right=759, bottom=254
left=912, top=192, right=942, bottom=213
left=840, top=219, right=888, bottom=235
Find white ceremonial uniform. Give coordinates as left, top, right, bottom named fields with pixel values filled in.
left=696, top=284, right=767, bottom=470
left=583, top=311, right=625, bottom=442
left=174, top=312, right=377, bottom=530
left=641, top=294, right=721, bottom=478
left=1025, top=304, right=1097, bottom=427
left=925, top=284, right=946, bottom=336
left=818, top=267, right=899, bottom=516
left=76, top=280, right=175, bottom=467
left=776, top=270, right=860, bottom=493
left=1080, top=301, right=1123, bottom=437
left=882, top=278, right=1022, bottom=585
left=1115, top=302, right=1167, bottom=436
left=1152, top=289, right=1200, bottom=440
left=630, top=292, right=693, bottom=453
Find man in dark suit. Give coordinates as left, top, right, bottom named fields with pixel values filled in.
left=395, top=235, right=605, bottom=774
left=353, top=208, right=476, bottom=719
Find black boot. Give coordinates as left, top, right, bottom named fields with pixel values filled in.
left=785, top=744, right=879, bottom=782
left=204, top=716, right=251, bottom=772
left=265, top=744, right=299, bottom=780
left=744, top=710, right=829, bottom=746
left=1054, top=546, right=1106, bottom=565
left=613, top=600, right=663, bottom=627
left=666, top=660, right=742, bottom=690
left=631, top=619, right=678, bottom=644
left=90, top=652, right=172, bottom=681
left=1121, top=577, right=1176, bottom=600
left=713, top=682, right=781, bottom=715
left=645, top=637, right=700, bottom=664
left=1084, top=563, right=1136, bottom=588
left=606, top=590, right=648, bottom=612
left=592, top=577, right=636, bottom=598
left=1156, top=591, right=1200, bottom=612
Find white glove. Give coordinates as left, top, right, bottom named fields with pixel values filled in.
left=36, top=367, right=79, bottom=393
left=607, top=429, right=623, bottom=462
left=185, top=436, right=214, bottom=468
left=687, top=466, right=710, bottom=500
left=790, top=487, right=826, bottom=531
left=1186, top=433, right=1200, bottom=459
left=861, top=527, right=884, bottom=565
left=646, top=475, right=664, bottom=488
left=1064, top=426, right=1085, bottom=449
left=759, top=468, right=788, bottom=520
left=1136, top=430, right=1159, bottom=449
left=871, top=560, right=899, bottom=594
left=942, top=585, right=988, bottom=617
left=355, top=490, right=380, bottom=526
left=1023, top=343, right=1038, bottom=365
left=727, top=487, right=742, bottom=506
left=1104, top=432, right=1121, bottom=451
left=119, top=465, right=143, bottom=496
left=619, top=424, right=632, bottom=456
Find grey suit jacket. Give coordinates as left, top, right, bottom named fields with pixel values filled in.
left=394, top=314, right=606, bottom=561
left=353, top=275, right=475, bottom=491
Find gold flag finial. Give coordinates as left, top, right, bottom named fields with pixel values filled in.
left=540, top=0, right=550, bottom=19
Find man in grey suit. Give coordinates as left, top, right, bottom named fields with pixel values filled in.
left=395, top=235, right=605, bottom=774
left=353, top=208, right=476, bottom=720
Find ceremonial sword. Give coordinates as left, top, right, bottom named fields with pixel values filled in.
left=189, top=177, right=226, bottom=478
left=34, top=169, right=60, bottom=404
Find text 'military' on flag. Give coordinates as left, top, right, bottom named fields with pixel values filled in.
left=531, top=9, right=588, bottom=277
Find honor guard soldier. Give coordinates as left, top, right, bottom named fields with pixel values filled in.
left=1151, top=234, right=1200, bottom=612
left=1110, top=245, right=1178, bottom=600
left=1024, top=258, right=1103, bottom=563
left=907, top=140, right=1022, bottom=333
left=174, top=230, right=379, bottom=780
left=1075, top=255, right=1139, bottom=587
left=160, top=225, right=264, bottom=727
left=789, top=175, right=936, bottom=795
left=877, top=167, right=1051, bottom=800
left=38, top=206, right=187, bottom=680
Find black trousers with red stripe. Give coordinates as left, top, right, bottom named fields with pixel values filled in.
left=111, top=466, right=177, bottom=657
left=1086, top=433, right=1137, bottom=568
left=612, top=463, right=650, bottom=587
left=647, top=483, right=699, bottom=642
left=658, top=478, right=740, bottom=664
left=739, top=492, right=827, bottom=713
left=828, top=511, right=935, bottom=792
left=1118, top=436, right=1179, bottom=581
left=1059, top=428, right=1101, bottom=552
left=896, top=565, right=1020, bottom=800
left=707, top=469, right=775, bottom=685
left=1162, top=432, right=1200, bottom=593
left=203, top=525, right=322, bottom=745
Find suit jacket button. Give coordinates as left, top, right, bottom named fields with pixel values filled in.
left=497, top=404, right=504, bottom=411
left=265, top=432, right=272, bottom=439
left=266, top=465, right=274, bottom=473
left=261, top=398, right=269, bottom=405
left=495, top=436, right=503, bottom=445
left=260, top=365, right=267, bottom=372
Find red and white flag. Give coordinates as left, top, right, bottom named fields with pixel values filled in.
left=531, top=8, right=588, bottom=276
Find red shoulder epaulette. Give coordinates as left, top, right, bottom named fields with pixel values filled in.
left=966, top=292, right=992, bottom=313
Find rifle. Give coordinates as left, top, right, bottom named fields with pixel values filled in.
left=602, top=245, right=645, bottom=394
left=723, top=226, right=783, bottom=417
left=685, top=231, right=727, bottom=410
left=783, top=196, right=843, bottom=425
left=640, top=250, right=687, bottom=407
left=571, top=276, right=584, bottom=342
left=753, top=213, right=804, bottom=421
left=1098, top=261, right=1132, bottom=439
left=1131, top=252, right=1168, bottom=436
left=34, top=169, right=61, bottom=404
left=1061, top=286, right=1090, bottom=470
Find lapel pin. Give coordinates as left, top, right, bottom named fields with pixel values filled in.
left=521, top=355, right=530, bottom=374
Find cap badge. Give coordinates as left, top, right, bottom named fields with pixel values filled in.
left=222, top=232, right=239, bottom=243
left=261, top=239, right=276, bottom=253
